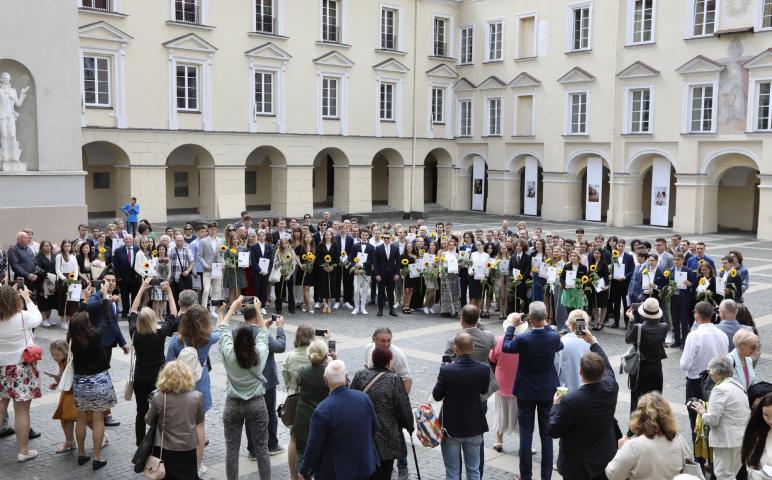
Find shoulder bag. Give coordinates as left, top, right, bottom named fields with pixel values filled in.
left=124, top=333, right=135, bottom=401
left=144, top=393, right=166, bottom=479
left=20, top=312, right=44, bottom=364
left=677, top=433, right=705, bottom=479
left=57, top=340, right=75, bottom=392
left=620, top=324, right=642, bottom=376
left=363, top=371, right=387, bottom=393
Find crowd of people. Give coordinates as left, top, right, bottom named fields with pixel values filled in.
left=0, top=209, right=770, bottom=480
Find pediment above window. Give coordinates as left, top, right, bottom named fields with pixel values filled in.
left=313, top=50, right=355, bottom=68
left=509, top=72, right=541, bottom=89
left=79, top=21, right=133, bottom=43
left=454, top=77, right=477, bottom=92
left=743, top=48, right=772, bottom=70
left=477, top=75, right=506, bottom=90
left=163, top=33, right=217, bottom=53
left=425, top=64, right=458, bottom=79
left=676, top=55, right=725, bottom=76
left=372, top=58, right=410, bottom=74
left=616, top=61, right=660, bottom=80
left=557, top=67, right=595, bottom=85
left=245, top=42, right=292, bottom=63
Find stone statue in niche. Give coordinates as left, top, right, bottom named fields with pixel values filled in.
left=0, top=72, right=30, bottom=163
left=718, top=37, right=749, bottom=134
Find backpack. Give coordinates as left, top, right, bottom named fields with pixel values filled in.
left=413, top=401, right=443, bottom=448
left=178, top=345, right=203, bottom=381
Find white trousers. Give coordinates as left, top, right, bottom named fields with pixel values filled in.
left=353, top=274, right=371, bottom=308
left=712, top=447, right=742, bottom=480
left=201, top=271, right=222, bottom=307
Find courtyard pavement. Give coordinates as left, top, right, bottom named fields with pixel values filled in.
left=3, top=212, right=772, bottom=479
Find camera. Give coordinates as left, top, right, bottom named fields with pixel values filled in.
left=271, top=314, right=277, bottom=322
left=441, top=354, right=452, bottom=364
left=93, top=280, right=103, bottom=289
left=150, top=278, right=162, bottom=286
left=315, top=329, right=328, bottom=337
left=15, top=277, right=24, bottom=289
left=211, top=299, right=225, bottom=307
left=243, top=296, right=255, bottom=304
left=328, top=340, right=336, bottom=354
left=575, top=319, right=585, bottom=336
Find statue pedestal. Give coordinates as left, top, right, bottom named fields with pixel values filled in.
left=2, top=161, right=26, bottom=172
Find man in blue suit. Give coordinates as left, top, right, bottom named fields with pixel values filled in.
left=299, top=360, right=380, bottom=480
left=669, top=253, right=697, bottom=349
left=112, top=235, right=140, bottom=317
left=433, top=332, right=490, bottom=480
left=503, top=301, right=563, bottom=480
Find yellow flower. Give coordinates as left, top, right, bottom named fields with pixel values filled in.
left=301, top=253, right=308, bottom=261
left=699, top=277, right=707, bottom=286
left=354, top=257, right=361, bottom=264
left=434, top=256, right=440, bottom=263
left=730, top=268, right=737, bottom=278
left=531, top=266, right=539, bottom=273
left=545, top=257, right=551, bottom=263
left=719, top=268, right=725, bottom=274
left=486, top=261, right=493, bottom=269
left=642, top=269, right=649, bottom=274
left=219, top=245, right=227, bottom=252
left=581, top=275, right=589, bottom=284
left=152, top=250, right=158, bottom=257
left=284, top=254, right=291, bottom=261
left=430, top=232, right=437, bottom=238
left=557, top=268, right=563, bottom=274
left=143, top=262, right=150, bottom=269
left=98, top=247, right=107, bottom=254
left=517, top=273, right=524, bottom=281
left=495, top=259, right=501, bottom=265
left=401, top=258, right=409, bottom=266
left=419, top=249, right=426, bottom=256
left=67, top=272, right=77, bottom=281
left=324, top=255, right=332, bottom=263
left=230, top=248, right=238, bottom=254
left=612, top=250, right=620, bottom=258
left=663, top=270, right=670, bottom=278
left=441, top=236, right=447, bottom=242
left=423, top=261, right=430, bottom=268
left=589, top=264, right=597, bottom=272
left=699, top=259, right=705, bottom=265
left=341, top=251, right=347, bottom=257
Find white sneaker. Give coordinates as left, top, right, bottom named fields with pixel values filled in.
left=423, top=307, right=430, bottom=315
left=394, top=302, right=401, bottom=309
left=59, top=321, right=69, bottom=331
left=314, top=302, right=321, bottom=309
left=16, top=449, right=38, bottom=463
left=666, top=331, right=674, bottom=345
left=198, top=463, right=207, bottom=477
left=261, top=308, right=267, bottom=315
left=361, top=307, right=368, bottom=315
left=333, top=302, right=340, bottom=309
left=351, top=308, right=359, bottom=315
left=42, top=320, right=52, bottom=327
left=343, top=302, right=353, bottom=309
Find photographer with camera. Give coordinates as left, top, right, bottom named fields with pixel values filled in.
left=624, top=298, right=668, bottom=420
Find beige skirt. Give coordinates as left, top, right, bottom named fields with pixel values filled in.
left=493, top=392, right=519, bottom=435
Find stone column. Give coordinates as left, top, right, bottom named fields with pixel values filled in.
left=404, top=164, right=424, bottom=213
left=199, top=165, right=246, bottom=220
left=387, top=165, right=407, bottom=211
left=334, top=165, right=372, bottom=213
left=115, top=165, right=167, bottom=223
left=541, top=172, right=582, bottom=221
left=457, top=168, right=471, bottom=211
left=486, top=170, right=518, bottom=215
left=672, top=174, right=717, bottom=234
left=272, top=165, right=313, bottom=217
left=610, top=173, right=643, bottom=227
left=436, top=165, right=457, bottom=210
left=757, top=175, right=772, bottom=241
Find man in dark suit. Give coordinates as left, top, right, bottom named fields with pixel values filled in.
left=433, top=332, right=490, bottom=480
left=548, top=330, right=618, bottom=480
left=112, top=235, right=139, bottom=317
left=609, top=239, right=636, bottom=328
left=373, top=233, right=399, bottom=317
left=271, top=218, right=289, bottom=244
left=299, top=360, right=380, bottom=480
left=503, top=302, right=563, bottom=480
left=510, top=240, right=532, bottom=312
left=249, top=230, right=274, bottom=312
left=669, top=252, right=697, bottom=349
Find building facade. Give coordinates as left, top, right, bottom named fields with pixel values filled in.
left=74, top=0, right=772, bottom=238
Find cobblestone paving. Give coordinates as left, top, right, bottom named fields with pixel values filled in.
left=3, top=213, right=772, bottom=479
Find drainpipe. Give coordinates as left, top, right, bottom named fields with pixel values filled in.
left=607, top=0, right=623, bottom=227
left=408, top=0, right=419, bottom=215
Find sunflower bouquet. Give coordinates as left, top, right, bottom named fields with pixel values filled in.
left=349, top=254, right=367, bottom=276
left=278, top=251, right=295, bottom=279
left=641, top=267, right=659, bottom=298
left=300, top=252, right=315, bottom=284
left=458, top=250, right=473, bottom=269
left=339, top=250, right=351, bottom=271
left=400, top=257, right=411, bottom=278
left=97, top=247, right=107, bottom=262
left=321, top=254, right=336, bottom=273
left=660, top=270, right=678, bottom=304
left=421, top=259, right=439, bottom=285
left=480, top=259, right=500, bottom=290
left=695, top=277, right=715, bottom=304
left=65, top=272, right=78, bottom=285
left=718, top=267, right=739, bottom=300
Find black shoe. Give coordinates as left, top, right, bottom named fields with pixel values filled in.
left=611, top=322, right=619, bottom=328
left=104, top=416, right=120, bottom=427
left=669, top=342, right=682, bottom=349
left=205, top=438, right=209, bottom=446
left=28, top=429, right=40, bottom=439
left=78, top=455, right=90, bottom=465
left=92, top=459, right=107, bottom=470
left=0, top=428, right=15, bottom=438
left=377, top=310, right=383, bottom=317
left=389, top=309, right=398, bottom=317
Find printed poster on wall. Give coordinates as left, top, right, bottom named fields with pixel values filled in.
left=650, top=157, right=671, bottom=227
left=471, top=156, right=486, bottom=212
left=523, top=156, right=539, bottom=216
left=585, top=157, right=603, bottom=222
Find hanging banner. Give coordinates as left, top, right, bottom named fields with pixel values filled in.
left=650, top=157, right=671, bottom=227
left=585, top=157, right=603, bottom=221
left=471, top=156, right=486, bottom=211
left=523, top=156, right=538, bottom=216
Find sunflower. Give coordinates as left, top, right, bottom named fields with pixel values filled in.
left=495, top=259, right=501, bottom=265
left=220, top=245, right=227, bottom=253
left=612, top=250, right=620, bottom=258
left=302, top=253, right=308, bottom=261
left=143, top=262, right=150, bottom=269
left=581, top=275, right=589, bottom=284
left=67, top=272, right=77, bottom=281
left=341, top=251, right=348, bottom=258
left=486, top=261, right=494, bottom=269
left=324, top=255, right=332, bottom=263
left=430, top=232, right=437, bottom=238
left=517, top=273, right=524, bottom=281
left=152, top=250, right=158, bottom=257
left=531, top=266, right=539, bottom=273
left=730, top=268, right=737, bottom=278
left=642, top=269, right=649, bottom=275
left=434, top=256, right=440, bottom=263
left=589, top=264, right=597, bottom=272
left=419, top=249, right=426, bottom=256
left=284, top=254, right=291, bottom=261
left=699, top=259, right=705, bottom=265
left=354, top=257, right=361, bottom=264
left=441, top=236, right=447, bottom=242
left=423, top=261, right=430, bottom=268
left=718, top=268, right=725, bottom=275
left=663, top=270, right=670, bottom=278
left=98, top=247, right=107, bottom=254
left=401, top=258, right=409, bottom=266
left=230, top=248, right=238, bottom=254
left=545, top=257, right=551, bottom=263
left=699, top=277, right=707, bottom=286
left=308, top=254, right=316, bottom=262
left=557, top=268, right=563, bottom=275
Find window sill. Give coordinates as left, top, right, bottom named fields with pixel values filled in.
left=248, top=31, right=289, bottom=40
left=680, top=131, right=716, bottom=136
left=482, top=134, right=503, bottom=138
left=511, top=134, right=536, bottom=138
left=744, top=130, right=772, bottom=134
left=78, top=7, right=128, bottom=18
left=483, top=59, right=504, bottom=64
left=564, top=48, right=592, bottom=55
left=255, top=113, right=276, bottom=118
left=514, top=56, right=537, bottom=62
left=85, top=105, right=114, bottom=110
left=316, top=40, right=351, bottom=48
left=166, top=20, right=215, bottom=31
left=562, top=133, right=589, bottom=137
left=432, top=122, right=446, bottom=126
left=375, top=48, right=407, bottom=55
left=624, top=41, right=656, bottom=47
left=379, top=119, right=396, bottom=123
left=683, top=34, right=716, bottom=41
left=457, top=62, right=474, bottom=67
left=620, top=132, right=653, bottom=136
left=428, top=55, right=456, bottom=61
left=456, top=135, right=473, bottom=139
left=177, top=110, right=201, bottom=114
left=322, top=117, right=340, bottom=121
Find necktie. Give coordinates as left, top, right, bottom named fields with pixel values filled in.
left=128, top=247, right=134, bottom=268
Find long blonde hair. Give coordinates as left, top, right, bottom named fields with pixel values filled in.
left=136, top=307, right=159, bottom=335
left=156, top=360, right=195, bottom=394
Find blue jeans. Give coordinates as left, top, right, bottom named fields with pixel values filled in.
left=127, top=221, right=138, bottom=237
left=517, top=398, right=553, bottom=480
left=441, top=434, right=483, bottom=480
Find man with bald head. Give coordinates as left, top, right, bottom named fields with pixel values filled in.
left=433, top=332, right=491, bottom=480
left=7, top=231, right=38, bottom=288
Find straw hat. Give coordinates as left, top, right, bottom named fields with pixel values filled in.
left=637, top=297, right=662, bottom=320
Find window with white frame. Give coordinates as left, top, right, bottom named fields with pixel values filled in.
left=380, top=7, right=397, bottom=50
left=379, top=82, right=394, bottom=120
left=757, top=81, right=771, bottom=131
left=81, top=0, right=112, bottom=11
left=762, top=0, right=772, bottom=29
left=516, top=15, right=537, bottom=59
left=322, top=0, right=340, bottom=43
left=459, top=99, right=472, bottom=136
left=433, top=17, right=448, bottom=57
left=570, top=4, right=592, bottom=51
left=83, top=55, right=111, bottom=107
left=689, top=84, right=713, bottom=132
left=630, top=88, right=652, bottom=133
left=568, top=92, right=588, bottom=134
left=487, top=97, right=502, bottom=135
left=630, top=0, right=654, bottom=43
left=175, top=0, right=199, bottom=24
left=431, top=87, right=445, bottom=124
left=176, top=64, right=198, bottom=111
left=460, top=25, right=474, bottom=64
left=254, top=71, right=274, bottom=115
left=255, top=0, right=275, bottom=33
left=322, top=76, right=339, bottom=118
left=514, top=94, right=535, bottom=136
left=692, top=0, right=716, bottom=36
left=486, top=21, right=503, bottom=61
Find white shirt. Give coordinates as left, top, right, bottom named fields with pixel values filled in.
left=384, top=243, right=391, bottom=260
left=369, top=238, right=384, bottom=248
left=680, top=322, right=729, bottom=379
left=0, top=302, right=42, bottom=366
left=364, top=343, right=412, bottom=381
left=54, top=254, right=79, bottom=281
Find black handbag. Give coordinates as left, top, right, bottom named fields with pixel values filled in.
left=132, top=411, right=159, bottom=473
left=278, top=393, right=299, bottom=427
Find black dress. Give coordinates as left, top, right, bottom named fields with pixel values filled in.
left=588, top=261, right=610, bottom=309
left=314, top=243, right=339, bottom=299
left=35, top=252, right=57, bottom=312
left=626, top=319, right=668, bottom=414
left=402, top=254, right=419, bottom=289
